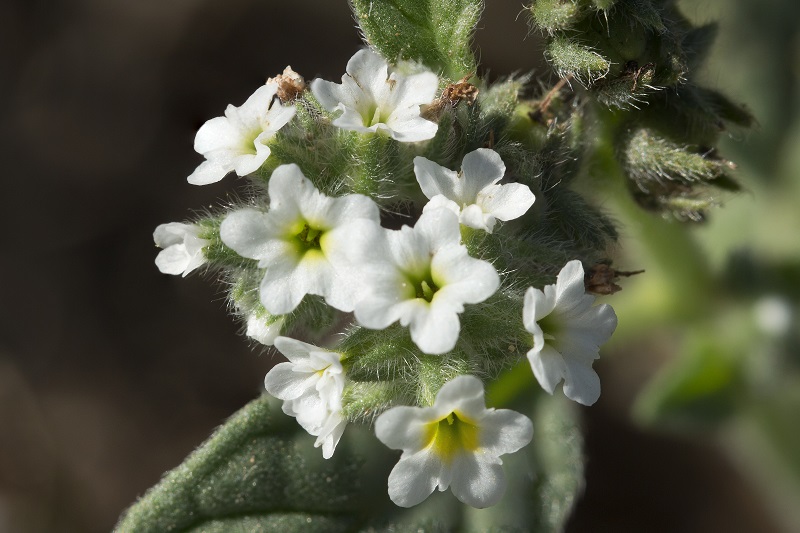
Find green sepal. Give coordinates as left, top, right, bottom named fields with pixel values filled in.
left=351, top=0, right=482, bottom=80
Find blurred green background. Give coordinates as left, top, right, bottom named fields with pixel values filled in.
left=0, top=0, right=798, bottom=531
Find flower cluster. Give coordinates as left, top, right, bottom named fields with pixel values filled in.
left=153, top=47, right=620, bottom=509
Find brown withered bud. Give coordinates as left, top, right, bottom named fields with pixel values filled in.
left=421, top=74, right=479, bottom=121
left=585, top=261, right=644, bottom=295
left=267, top=66, right=306, bottom=103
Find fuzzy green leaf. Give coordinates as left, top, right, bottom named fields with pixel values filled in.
left=530, top=0, right=586, bottom=34
left=114, top=395, right=368, bottom=533
left=351, top=0, right=482, bottom=80
left=546, top=34, right=610, bottom=85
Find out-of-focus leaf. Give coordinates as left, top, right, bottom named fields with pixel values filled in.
left=635, top=335, right=743, bottom=429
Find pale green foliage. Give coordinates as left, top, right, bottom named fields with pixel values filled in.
left=546, top=34, right=610, bottom=84
left=529, top=0, right=688, bottom=106
left=530, top=0, right=585, bottom=34
left=527, top=0, right=749, bottom=218
left=618, top=127, right=735, bottom=221
left=621, top=128, right=729, bottom=186
left=350, top=0, right=482, bottom=80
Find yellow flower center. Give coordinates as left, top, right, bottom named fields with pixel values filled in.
left=423, top=411, right=480, bottom=464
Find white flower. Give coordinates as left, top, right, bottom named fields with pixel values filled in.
left=219, top=164, right=380, bottom=314
left=414, top=149, right=536, bottom=233
left=187, top=83, right=296, bottom=185
left=523, top=260, right=618, bottom=406
left=245, top=313, right=284, bottom=346
left=375, top=375, right=533, bottom=508
left=264, top=336, right=347, bottom=459
left=310, top=49, right=439, bottom=142
left=153, top=222, right=209, bottom=276
left=342, top=208, right=499, bottom=354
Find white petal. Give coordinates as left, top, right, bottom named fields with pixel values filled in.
left=193, top=115, right=242, bottom=155
left=386, top=117, right=438, bottom=142
left=460, top=148, right=506, bottom=197
left=245, top=315, right=283, bottom=345
left=375, top=405, right=432, bottom=451
left=232, top=150, right=269, bottom=177
left=562, top=357, right=601, bottom=406
left=477, top=182, right=535, bottom=222
left=478, top=409, right=534, bottom=456
left=554, top=260, right=593, bottom=315
left=273, top=336, right=314, bottom=363
left=316, top=412, right=347, bottom=459
left=354, top=294, right=407, bottom=330
left=153, top=222, right=193, bottom=248
left=264, top=102, right=297, bottom=134
left=450, top=454, right=507, bottom=508
left=522, top=287, right=540, bottom=331
left=432, top=245, right=499, bottom=304
left=310, top=79, right=347, bottom=111
left=155, top=245, right=192, bottom=276
left=268, top=164, right=317, bottom=214
left=237, top=84, right=278, bottom=121
left=322, top=192, right=380, bottom=227
left=387, top=450, right=443, bottom=508
left=264, top=362, right=318, bottom=401
left=219, top=209, right=275, bottom=261
left=414, top=157, right=459, bottom=200
left=349, top=50, right=391, bottom=101
left=187, top=159, right=229, bottom=185
left=388, top=71, right=439, bottom=110
left=413, top=208, right=461, bottom=252
left=433, top=375, right=485, bottom=418
left=458, top=203, right=493, bottom=232
left=527, top=343, right=567, bottom=395
left=258, top=253, right=309, bottom=314
left=153, top=223, right=207, bottom=276
left=422, top=195, right=461, bottom=218
left=409, top=301, right=460, bottom=354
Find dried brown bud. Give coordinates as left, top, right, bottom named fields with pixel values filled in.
left=420, top=74, right=479, bottom=121
left=585, top=261, right=644, bottom=295
left=442, top=74, right=479, bottom=106
left=267, top=66, right=306, bottom=103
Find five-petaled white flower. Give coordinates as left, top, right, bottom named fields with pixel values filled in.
left=188, top=83, right=296, bottom=185
left=414, top=149, right=536, bottom=234
left=264, top=336, right=348, bottom=459
left=338, top=208, right=499, bottom=354
left=245, top=313, right=285, bottom=346
left=153, top=222, right=209, bottom=277
left=220, top=163, right=380, bottom=314
left=523, top=260, right=618, bottom=406
left=375, top=375, right=533, bottom=508
left=310, top=49, right=439, bottom=142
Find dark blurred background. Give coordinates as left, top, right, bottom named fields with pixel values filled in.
left=1, top=1, right=798, bottom=531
